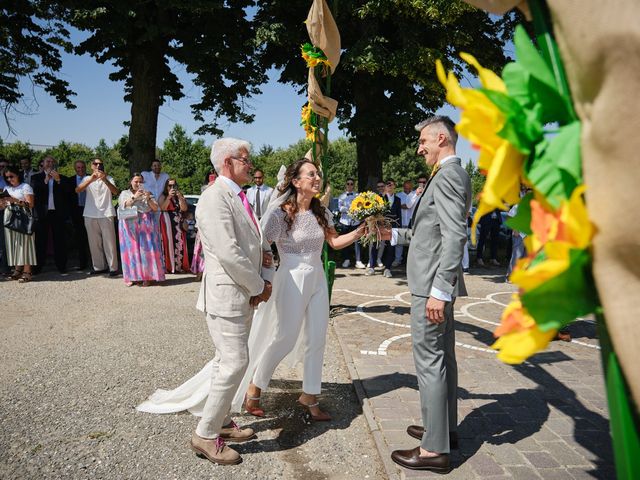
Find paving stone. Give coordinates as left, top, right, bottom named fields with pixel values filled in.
left=506, top=465, right=543, bottom=479
left=539, top=442, right=591, bottom=467
left=537, top=468, right=576, bottom=480
left=523, top=451, right=561, bottom=468
left=484, top=443, right=528, bottom=466
left=467, top=452, right=505, bottom=477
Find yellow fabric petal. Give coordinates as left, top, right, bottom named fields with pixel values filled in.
left=510, top=241, right=572, bottom=291
left=492, top=326, right=557, bottom=364
left=561, top=185, right=595, bottom=248
left=460, top=52, right=506, bottom=93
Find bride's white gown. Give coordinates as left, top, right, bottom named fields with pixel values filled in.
left=137, top=206, right=332, bottom=416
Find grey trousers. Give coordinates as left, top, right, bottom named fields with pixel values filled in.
left=411, top=295, right=457, bottom=454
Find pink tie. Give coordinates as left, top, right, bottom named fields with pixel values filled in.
left=238, top=191, right=259, bottom=231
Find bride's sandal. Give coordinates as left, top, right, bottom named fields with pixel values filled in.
left=18, top=272, right=32, bottom=283
left=244, top=395, right=265, bottom=417
left=10, top=269, right=23, bottom=280
left=297, top=400, right=331, bottom=422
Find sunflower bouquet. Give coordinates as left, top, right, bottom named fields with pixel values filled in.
left=348, top=191, right=391, bottom=247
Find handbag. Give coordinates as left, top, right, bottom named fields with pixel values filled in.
left=4, top=203, right=37, bottom=235
left=117, top=206, right=138, bottom=220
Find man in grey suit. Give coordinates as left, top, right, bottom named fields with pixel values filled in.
left=383, top=116, right=471, bottom=473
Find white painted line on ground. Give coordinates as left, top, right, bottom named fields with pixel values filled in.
left=459, top=302, right=501, bottom=326
left=455, top=341, right=497, bottom=354
left=377, top=333, right=412, bottom=355
left=334, top=289, right=394, bottom=299
left=571, top=339, right=601, bottom=350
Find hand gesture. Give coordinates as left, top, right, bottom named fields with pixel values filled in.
left=415, top=186, right=424, bottom=196
left=95, top=171, right=106, bottom=181
left=259, top=280, right=272, bottom=302
left=49, top=170, right=61, bottom=182
left=378, top=226, right=392, bottom=242
left=262, top=251, right=273, bottom=268
left=426, top=297, right=446, bottom=324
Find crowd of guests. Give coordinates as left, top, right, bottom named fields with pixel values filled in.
left=335, top=176, right=525, bottom=280
left=0, top=156, right=207, bottom=286
left=1, top=153, right=523, bottom=287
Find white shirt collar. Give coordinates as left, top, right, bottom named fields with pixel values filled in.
left=439, top=155, right=459, bottom=166
left=219, top=175, right=242, bottom=195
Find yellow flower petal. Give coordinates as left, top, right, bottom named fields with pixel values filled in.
left=460, top=52, right=507, bottom=93
left=491, top=326, right=557, bottom=364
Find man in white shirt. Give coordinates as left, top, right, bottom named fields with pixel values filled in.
left=395, top=180, right=419, bottom=266
left=245, top=169, right=273, bottom=220
left=141, top=159, right=170, bottom=202
left=76, top=158, right=120, bottom=276
left=337, top=178, right=364, bottom=269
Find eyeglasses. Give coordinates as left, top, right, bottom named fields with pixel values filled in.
left=93, top=162, right=103, bottom=166
left=253, top=176, right=263, bottom=180
left=298, top=171, right=323, bottom=180
left=418, top=181, right=427, bottom=185
left=386, top=182, right=395, bottom=186
left=230, top=156, right=252, bottom=166
left=168, top=184, right=177, bottom=187
left=346, top=182, right=354, bottom=186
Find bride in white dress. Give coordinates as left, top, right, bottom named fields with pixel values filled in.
left=137, top=159, right=364, bottom=422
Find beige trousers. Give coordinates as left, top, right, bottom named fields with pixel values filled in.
left=84, top=217, right=118, bottom=272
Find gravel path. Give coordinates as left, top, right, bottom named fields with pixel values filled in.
left=0, top=270, right=385, bottom=479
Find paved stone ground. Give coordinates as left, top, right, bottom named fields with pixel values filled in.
left=331, top=263, right=615, bottom=480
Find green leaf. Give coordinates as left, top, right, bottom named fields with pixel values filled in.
left=480, top=89, right=543, bottom=154
left=525, top=121, right=582, bottom=207
left=513, top=25, right=556, bottom=91
left=505, top=191, right=533, bottom=235
left=503, top=43, right=572, bottom=125
left=521, top=249, right=599, bottom=331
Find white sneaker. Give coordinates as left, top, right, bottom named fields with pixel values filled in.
left=365, top=267, right=375, bottom=276
left=355, top=261, right=366, bottom=269
left=383, top=269, right=393, bottom=278
left=377, top=261, right=384, bottom=268
left=342, top=259, right=351, bottom=268
left=391, top=260, right=401, bottom=268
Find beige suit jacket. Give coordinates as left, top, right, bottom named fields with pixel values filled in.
left=195, top=179, right=273, bottom=318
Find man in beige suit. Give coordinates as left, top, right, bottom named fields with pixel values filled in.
left=190, top=137, right=274, bottom=465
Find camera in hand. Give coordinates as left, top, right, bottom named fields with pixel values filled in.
left=97, top=163, right=105, bottom=172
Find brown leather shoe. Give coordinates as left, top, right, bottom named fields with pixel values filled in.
left=220, top=420, right=256, bottom=443
left=406, top=425, right=459, bottom=449
left=190, top=433, right=241, bottom=465
left=391, top=447, right=451, bottom=472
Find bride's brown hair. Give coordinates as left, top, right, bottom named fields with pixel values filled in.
left=277, top=158, right=329, bottom=233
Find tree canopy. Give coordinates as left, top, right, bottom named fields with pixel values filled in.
left=0, top=0, right=76, bottom=133
left=61, top=0, right=265, bottom=173
left=255, top=0, right=516, bottom=187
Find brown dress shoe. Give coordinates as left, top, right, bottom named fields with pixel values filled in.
left=406, top=425, right=459, bottom=449
left=190, top=433, right=241, bottom=465
left=391, top=447, right=451, bottom=472
left=220, top=420, right=256, bottom=443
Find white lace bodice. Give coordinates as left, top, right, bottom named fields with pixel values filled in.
left=263, top=208, right=334, bottom=255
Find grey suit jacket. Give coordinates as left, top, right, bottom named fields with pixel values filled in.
left=195, top=180, right=273, bottom=317
left=396, top=157, right=472, bottom=298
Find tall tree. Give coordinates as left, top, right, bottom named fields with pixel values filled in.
left=64, top=0, right=265, bottom=173
left=0, top=0, right=76, bottom=133
left=255, top=0, right=515, bottom=188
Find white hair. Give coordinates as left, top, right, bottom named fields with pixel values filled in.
left=210, top=137, right=252, bottom=174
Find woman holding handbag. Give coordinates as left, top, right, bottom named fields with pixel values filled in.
left=2, top=165, right=36, bottom=283
left=117, top=173, right=165, bottom=287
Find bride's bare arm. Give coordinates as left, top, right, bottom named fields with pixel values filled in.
left=325, top=223, right=365, bottom=250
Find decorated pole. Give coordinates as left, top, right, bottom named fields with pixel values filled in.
left=453, top=0, right=640, bottom=477
left=300, top=0, right=341, bottom=298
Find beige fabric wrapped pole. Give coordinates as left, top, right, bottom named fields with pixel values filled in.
left=306, top=0, right=341, bottom=73
left=464, top=0, right=640, bottom=409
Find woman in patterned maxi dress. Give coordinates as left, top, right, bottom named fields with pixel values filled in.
left=117, top=173, right=165, bottom=286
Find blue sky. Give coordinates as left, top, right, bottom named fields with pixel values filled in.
left=6, top=29, right=478, bottom=164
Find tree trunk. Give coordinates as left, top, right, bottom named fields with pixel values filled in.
left=352, top=73, right=387, bottom=190
left=127, top=40, right=164, bottom=175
